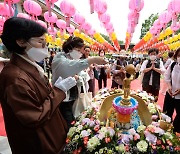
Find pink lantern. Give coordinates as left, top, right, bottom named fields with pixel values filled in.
left=129, top=0, right=144, bottom=12
left=87, top=29, right=96, bottom=36
left=89, top=0, right=95, bottom=14
left=48, top=27, right=57, bottom=36
left=37, top=20, right=47, bottom=29
left=66, top=25, right=75, bottom=34
left=107, top=28, right=114, bottom=34
left=170, top=24, right=179, bottom=31
left=150, top=27, right=158, bottom=35
left=56, top=19, right=66, bottom=30
left=73, top=13, right=85, bottom=25
left=159, top=11, right=172, bottom=24
left=128, top=11, right=137, bottom=20
left=44, top=11, right=57, bottom=23
left=4, top=0, right=20, bottom=16
left=0, top=16, right=5, bottom=33
left=94, top=0, right=107, bottom=15
left=0, top=3, right=14, bottom=17
left=45, top=0, right=58, bottom=16
left=104, top=22, right=113, bottom=31
left=98, top=13, right=110, bottom=24
left=17, top=13, right=30, bottom=19
left=81, top=22, right=92, bottom=31
left=168, top=0, right=180, bottom=14
left=60, top=0, right=76, bottom=27
left=153, top=19, right=163, bottom=30
left=23, top=0, right=42, bottom=17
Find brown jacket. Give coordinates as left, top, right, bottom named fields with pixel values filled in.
left=0, top=54, right=68, bottom=154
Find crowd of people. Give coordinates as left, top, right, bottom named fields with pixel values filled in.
left=0, top=17, right=180, bottom=154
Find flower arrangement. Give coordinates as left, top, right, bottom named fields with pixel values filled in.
left=64, top=89, right=180, bottom=154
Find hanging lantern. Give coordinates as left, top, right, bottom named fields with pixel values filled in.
left=60, top=0, right=76, bottom=27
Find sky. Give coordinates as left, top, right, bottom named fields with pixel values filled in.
left=56, top=0, right=171, bottom=44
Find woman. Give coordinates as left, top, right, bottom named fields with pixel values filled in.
left=83, top=45, right=95, bottom=97
left=0, top=17, right=76, bottom=154
left=96, top=49, right=108, bottom=89
left=163, top=48, right=180, bottom=133
left=111, top=55, right=127, bottom=89
left=52, top=37, right=106, bottom=128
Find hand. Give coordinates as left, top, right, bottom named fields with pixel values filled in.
left=94, top=57, right=107, bottom=65
left=74, top=75, right=79, bottom=80
left=54, top=76, right=77, bottom=92
left=167, top=88, right=173, bottom=96
left=151, top=63, right=155, bottom=69
left=172, top=89, right=180, bottom=96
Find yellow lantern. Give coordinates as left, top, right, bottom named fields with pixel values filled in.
left=63, top=33, right=70, bottom=40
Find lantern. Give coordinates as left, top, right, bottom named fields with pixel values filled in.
left=60, top=0, right=76, bottom=27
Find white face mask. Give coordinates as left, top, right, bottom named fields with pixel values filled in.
left=177, top=57, right=180, bottom=63
left=70, top=50, right=83, bottom=59
left=149, top=55, right=156, bottom=61
left=27, top=47, right=49, bottom=62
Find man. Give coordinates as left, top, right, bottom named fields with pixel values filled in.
left=140, top=48, right=165, bottom=99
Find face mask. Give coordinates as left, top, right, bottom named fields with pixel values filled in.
left=27, top=47, right=49, bottom=62
left=149, top=55, right=156, bottom=61
left=70, top=50, right=83, bottom=59
left=177, top=57, right=180, bottom=63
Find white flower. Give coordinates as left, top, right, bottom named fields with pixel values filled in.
left=87, top=136, right=100, bottom=152
left=154, top=127, right=165, bottom=136
left=67, top=127, right=76, bottom=137
left=81, top=130, right=90, bottom=137
left=118, top=144, right=125, bottom=153
left=107, top=127, right=115, bottom=137
left=99, top=149, right=104, bottom=154
left=128, top=128, right=136, bottom=135
left=74, top=135, right=79, bottom=140
left=98, top=133, right=105, bottom=140
left=137, top=140, right=148, bottom=153
left=99, top=127, right=108, bottom=134
left=137, top=125, right=146, bottom=133
left=77, top=125, right=83, bottom=130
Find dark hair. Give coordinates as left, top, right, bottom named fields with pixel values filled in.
left=168, top=51, right=174, bottom=58
left=1, top=17, right=47, bottom=54
left=62, top=36, right=84, bottom=53
left=84, top=45, right=90, bottom=50
left=148, top=48, right=159, bottom=55
left=174, top=48, right=180, bottom=59
left=99, top=49, right=105, bottom=56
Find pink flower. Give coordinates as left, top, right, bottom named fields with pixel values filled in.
left=134, top=133, right=140, bottom=140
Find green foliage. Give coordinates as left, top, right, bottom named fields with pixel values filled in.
left=100, top=33, right=124, bottom=45
left=140, top=13, right=158, bottom=39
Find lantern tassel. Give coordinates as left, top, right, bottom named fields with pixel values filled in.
left=90, top=0, right=94, bottom=14
left=66, top=16, right=70, bottom=27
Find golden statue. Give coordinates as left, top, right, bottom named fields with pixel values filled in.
left=121, top=64, right=136, bottom=106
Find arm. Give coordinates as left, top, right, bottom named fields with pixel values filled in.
left=152, top=61, right=165, bottom=74
left=6, top=78, right=66, bottom=128
left=140, top=60, right=152, bottom=73
left=164, top=65, right=172, bottom=95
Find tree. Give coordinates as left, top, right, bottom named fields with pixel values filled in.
left=140, top=13, right=158, bottom=39
left=100, top=33, right=124, bottom=44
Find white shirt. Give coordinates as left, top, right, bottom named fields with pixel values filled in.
left=164, top=58, right=174, bottom=69
left=165, top=63, right=180, bottom=99
left=140, top=59, right=165, bottom=85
